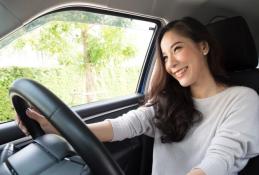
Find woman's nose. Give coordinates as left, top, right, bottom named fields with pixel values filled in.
left=166, top=56, right=177, bottom=68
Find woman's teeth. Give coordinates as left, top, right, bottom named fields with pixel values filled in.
left=175, top=67, right=188, bottom=78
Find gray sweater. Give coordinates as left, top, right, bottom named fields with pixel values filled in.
left=108, top=86, right=259, bottom=175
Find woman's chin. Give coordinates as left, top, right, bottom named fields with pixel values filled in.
left=178, top=79, right=191, bottom=87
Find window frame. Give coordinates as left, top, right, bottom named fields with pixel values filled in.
left=0, top=4, right=163, bottom=121
left=1, top=4, right=162, bottom=94
left=0, top=3, right=163, bottom=143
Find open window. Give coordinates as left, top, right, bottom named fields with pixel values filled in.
left=0, top=7, right=160, bottom=123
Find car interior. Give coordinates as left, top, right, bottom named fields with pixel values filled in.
left=207, top=16, right=259, bottom=174
left=0, top=0, right=259, bottom=175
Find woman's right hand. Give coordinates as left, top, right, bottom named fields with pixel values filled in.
left=16, top=108, right=114, bottom=142
left=16, top=108, right=60, bottom=135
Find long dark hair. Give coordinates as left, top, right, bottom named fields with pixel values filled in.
left=147, top=17, right=227, bottom=143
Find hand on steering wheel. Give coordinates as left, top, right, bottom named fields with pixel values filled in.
left=16, top=108, right=59, bottom=135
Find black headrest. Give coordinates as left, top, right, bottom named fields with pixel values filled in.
left=207, top=16, right=258, bottom=72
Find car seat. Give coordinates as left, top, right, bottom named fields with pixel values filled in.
left=207, top=16, right=259, bottom=175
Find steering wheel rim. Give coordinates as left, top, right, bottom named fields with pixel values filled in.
left=9, top=78, right=124, bottom=175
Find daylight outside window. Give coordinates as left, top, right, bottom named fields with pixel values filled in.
left=0, top=10, right=156, bottom=122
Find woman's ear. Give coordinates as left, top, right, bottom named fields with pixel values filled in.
left=199, top=41, right=209, bottom=55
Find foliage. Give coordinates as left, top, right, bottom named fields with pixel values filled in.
left=86, top=26, right=136, bottom=64
left=0, top=11, right=140, bottom=123
left=0, top=67, right=84, bottom=122
left=0, top=59, right=140, bottom=122
left=0, top=67, right=37, bottom=121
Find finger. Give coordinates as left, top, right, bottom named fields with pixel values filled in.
left=26, top=108, right=45, bottom=123
left=26, top=108, right=58, bottom=135
left=30, top=106, right=40, bottom=113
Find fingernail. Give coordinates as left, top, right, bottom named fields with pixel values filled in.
left=26, top=109, right=31, bottom=116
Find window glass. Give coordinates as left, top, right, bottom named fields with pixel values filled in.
left=0, top=10, right=156, bottom=122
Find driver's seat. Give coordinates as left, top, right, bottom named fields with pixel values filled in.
left=207, top=16, right=259, bottom=175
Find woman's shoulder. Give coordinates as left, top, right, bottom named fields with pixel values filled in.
left=194, top=86, right=257, bottom=104
left=226, top=85, right=258, bottom=97
left=222, top=86, right=259, bottom=106
left=138, top=105, right=155, bottom=114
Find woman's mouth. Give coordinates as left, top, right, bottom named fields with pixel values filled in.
left=174, top=66, right=188, bottom=78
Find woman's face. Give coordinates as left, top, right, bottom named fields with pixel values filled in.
left=160, top=30, right=209, bottom=87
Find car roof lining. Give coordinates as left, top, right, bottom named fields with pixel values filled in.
left=0, top=0, right=259, bottom=52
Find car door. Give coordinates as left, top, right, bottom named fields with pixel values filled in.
left=0, top=4, right=162, bottom=175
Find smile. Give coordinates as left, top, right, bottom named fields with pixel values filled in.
left=174, top=66, right=188, bottom=78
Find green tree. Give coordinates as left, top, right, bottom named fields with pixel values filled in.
left=13, top=11, right=137, bottom=102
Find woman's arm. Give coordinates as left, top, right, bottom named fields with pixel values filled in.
left=18, top=106, right=155, bottom=142
left=17, top=108, right=114, bottom=142
left=87, top=121, right=113, bottom=142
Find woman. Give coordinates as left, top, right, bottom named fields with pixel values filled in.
left=17, top=17, right=259, bottom=175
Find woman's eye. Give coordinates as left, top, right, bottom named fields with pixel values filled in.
left=174, top=46, right=182, bottom=53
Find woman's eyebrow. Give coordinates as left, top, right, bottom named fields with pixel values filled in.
left=170, top=41, right=183, bottom=49
left=162, top=41, right=183, bottom=56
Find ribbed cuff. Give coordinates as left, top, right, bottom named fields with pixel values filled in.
left=105, top=118, right=124, bottom=141
left=194, top=157, right=228, bottom=175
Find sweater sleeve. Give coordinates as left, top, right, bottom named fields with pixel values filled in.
left=106, top=106, right=155, bottom=141
left=195, top=89, right=259, bottom=175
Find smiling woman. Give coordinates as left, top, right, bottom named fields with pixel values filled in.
left=15, top=16, right=259, bottom=175
left=0, top=9, right=157, bottom=122
left=1, top=1, right=259, bottom=175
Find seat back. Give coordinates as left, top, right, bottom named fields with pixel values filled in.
left=207, top=16, right=259, bottom=174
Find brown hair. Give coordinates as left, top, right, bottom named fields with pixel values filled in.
left=147, top=17, right=227, bottom=143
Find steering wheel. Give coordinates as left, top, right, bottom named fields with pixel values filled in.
left=8, top=78, right=124, bottom=175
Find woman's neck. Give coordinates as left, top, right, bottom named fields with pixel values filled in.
left=191, top=74, right=226, bottom=99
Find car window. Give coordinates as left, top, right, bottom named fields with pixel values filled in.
left=0, top=9, right=157, bottom=122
